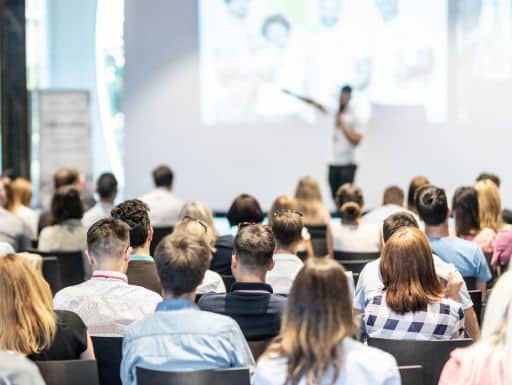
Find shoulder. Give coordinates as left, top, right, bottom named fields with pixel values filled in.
left=127, top=284, right=162, bottom=302
left=342, top=338, right=399, bottom=378
left=439, top=297, right=464, bottom=319
left=254, top=354, right=288, bottom=385
left=53, top=283, right=86, bottom=303
left=198, top=293, right=227, bottom=310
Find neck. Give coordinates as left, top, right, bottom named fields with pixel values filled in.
left=94, top=260, right=127, bottom=273
left=132, top=243, right=151, bottom=256
left=233, top=267, right=266, bottom=284
left=342, top=217, right=360, bottom=225
left=275, top=242, right=298, bottom=255
left=425, top=221, right=450, bottom=238
left=100, top=197, right=114, bottom=205
left=163, top=291, right=195, bottom=302
left=157, top=186, right=171, bottom=192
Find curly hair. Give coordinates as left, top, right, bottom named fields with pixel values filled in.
left=111, top=199, right=151, bottom=248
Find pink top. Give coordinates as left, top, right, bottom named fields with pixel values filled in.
left=439, top=347, right=504, bottom=385
left=492, top=227, right=512, bottom=266
left=460, top=228, right=496, bottom=254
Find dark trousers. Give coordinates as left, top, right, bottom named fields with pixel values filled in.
left=328, top=164, right=357, bottom=200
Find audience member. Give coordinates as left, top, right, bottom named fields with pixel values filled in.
left=38, top=186, right=87, bottom=252
left=439, top=271, right=512, bottom=385
left=475, top=179, right=507, bottom=233
left=363, top=227, right=465, bottom=340
left=363, top=185, right=411, bottom=225
left=120, top=233, right=254, bottom=385
left=53, top=218, right=161, bottom=337
left=331, top=183, right=380, bottom=252
left=199, top=224, right=286, bottom=340
left=82, top=172, right=118, bottom=228
left=111, top=199, right=161, bottom=294
left=172, top=217, right=226, bottom=293
left=9, top=178, right=38, bottom=240
left=452, top=186, right=495, bottom=253
left=355, top=211, right=480, bottom=340
left=491, top=227, right=512, bottom=268
left=294, top=176, right=331, bottom=225
left=407, top=175, right=430, bottom=213
left=416, top=185, right=492, bottom=297
left=476, top=172, right=512, bottom=224
left=266, top=211, right=304, bottom=294
left=254, top=258, right=400, bottom=385
left=0, top=179, right=30, bottom=250
left=0, top=254, right=94, bottom=360
left=139, top=165, right=183, bottom=227
left=0, top=351, right=46, bottom=385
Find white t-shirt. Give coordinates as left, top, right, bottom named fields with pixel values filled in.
left=363, top=205, right=420, bottom=227
left=331, top=222, right=381, bottom=253
left=197, top=270, right=226, bottom=294
left=266, top=253, right=304, bottom=295
left=139, top=188, right=183, bottom=227
left=331, top=105, right=365, bottom=165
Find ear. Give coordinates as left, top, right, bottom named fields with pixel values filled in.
left=85, top=249, right=95, bottom=266
left=267, top=257, right=276, bottom=272
left=231, top=253, right=238, bottom=272
left=147, top=227, right=154, bottom=243
left=123, top=247, right=132, bottom=263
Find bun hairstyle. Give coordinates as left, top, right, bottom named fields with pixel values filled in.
left=335, top=183, right=363, bottom=222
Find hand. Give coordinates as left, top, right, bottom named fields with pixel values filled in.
left=446, top=271, right=464, bottom=301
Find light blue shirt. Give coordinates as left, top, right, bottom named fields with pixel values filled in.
left=253, top=338, right=400, bottom=385
left=0, top=350, right=45, bottom=385
left=120, top=298, right=255, bottom=385
left=428, top=236, right=492, bottom=282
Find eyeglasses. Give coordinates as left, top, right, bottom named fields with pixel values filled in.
left=182, top=215, right=208, bottom=233
left=273, top=209, right=304, bottom=217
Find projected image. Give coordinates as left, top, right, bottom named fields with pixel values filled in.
left=200, top=0, right=447, bottom=125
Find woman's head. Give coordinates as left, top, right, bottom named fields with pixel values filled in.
left=452, top=186, right=480, bottom=237
left=268, top=195, right=299, bottom=226
left=294, top=176, right=322, bottom=202
left=178, top=202, right=217, bottom=238
left=335, top=183, right=363, bottom=222
left=50, top=186, right=84, bottom=225
left=380, top=227, right=444, bottom=314
left=173, top=216, right=216, bottom=253
left=226, top=194, right=264, bottom=227
left=266, top=258, right=355, bottom=385
left=11, top=178, right=33, bottom=207
left=475, top=179, right=503, bottom=232
left=0, top=254, right=56, bottom=355
left=407, top=176, right=430, bottom=212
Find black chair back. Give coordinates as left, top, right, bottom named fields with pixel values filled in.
left=248, top=340, right=271, bottom=361
left=463, top=276, right=477, bottom=290
left=399, top=365, right=424, bottom=385
left=150, top=226, right=174, bottom=255
left=91, top=336, right=123, bottom=385
left=305, top=224, right=328, bottom=257
left=336, top=259, right=372, bottom=275
left=468, top=290, right=482, bottom=325
left=333, top=251, right=380, bottom=261
left=367, top=338, right=472, bottom=385
left=35, top=360, right=100, bottom=385
left=42, top=256, right=63, bottom=295
left=221, top=275, right=236, bottom=291
left=136, top=367, right=250, bottom=385
left=35, top=250, right=85, bottom=288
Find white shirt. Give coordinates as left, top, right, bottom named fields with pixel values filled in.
left=139, top=188, right=183, bottom=227
left=82, top=202, right=114, bottom=228
left=354, top=255, right=473, bottom=311
left=14, top=206, right=39, bottom=240
left=53, top=270, right=162, bottom=337
left=363, top=205, right=420, bottom=227
left=266, top=253, right=304, bottom=294
left=331, top=105, right=365, bottom=165
left=331, top=222, right=381, bottom=253
left=197, top=269, right=226, bottom=294
left=254, top=337, right=400, bottom=385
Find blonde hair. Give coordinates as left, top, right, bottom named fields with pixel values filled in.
left=178, top=201, right=217, bottom=238
left=11, top=178, right=33, bottom=207
left=0, top=254, right=56, bottom=355
left=268, top=195, right=299, bottom=226
left=295, top=177, right=324, bottom=222
left=173, top=217, right=216, bottom=253
left=475, top=179, right=504, bottom=232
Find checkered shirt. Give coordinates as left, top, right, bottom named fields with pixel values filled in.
left=363, top=291, right=465, bottom=340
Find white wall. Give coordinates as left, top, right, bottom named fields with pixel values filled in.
left=124, top=0, right=512, bottom=212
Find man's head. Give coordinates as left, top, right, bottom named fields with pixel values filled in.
left=233, top=224, right=275, bottom=277
left=382, top=211, right=419, bottom=243
left=96, top=173, right=118, bottom=202
left=152, top=165, right=173, bottom=189
left=415, top=185, right=448, bottom=226
left=383, top=185, right=404, bottom=206
left=86, top=218, right=131, bottom=269
left=111, top=199, right=152, bottom=250
left=53, top=168, right=83, bottom=190
left=339, top=85, right=352, bottom=109
left=476, top=172, right=500, bottom=188
left=50, top=186, right=84, bottom=225
left=154, top=233, right=211, bottom=297
left=271, top=211, right=303, bottom=251
left=227, top=193, right=264, bottom=227
left=261, top=14, right=291, bottom=48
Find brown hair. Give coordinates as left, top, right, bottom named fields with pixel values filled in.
left=0, top=254, right=56, bottom=355
left=226, top=194, right=264, bottom=227
left=380, top=227, right=444, bottom=314
left=152, top=165, right=174, bottom=188
left=272, top=211, right=303, bottom=247
left=268, top=196, right=299, bottom=226
left=452, top=186, right=480, bottom=237
left=111, top=199, right=151, bottom=248
left=234, top=224, right=275, bottom=270
left=11, top=178, right=33, bottom=207
left=407, top=176, right=430, bottom=212
left=53, top=167, right=80, bottom=189
left=50, top=186, right=84, bottom=224
left=475, top=179, right=504, bottom=232
left=155, top=232, right=212, bottom=296
left=264, top=258, right=356, bottom=385
left=383, top=185, right=404, bottom=206
left=87, top=218, right=130, bottom=260
left=335, top=183, right=363, bottom=222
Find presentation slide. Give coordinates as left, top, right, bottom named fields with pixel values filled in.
left=199, top=0, right=448, bottom=125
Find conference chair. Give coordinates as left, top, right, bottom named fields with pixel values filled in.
left=136, top=367, right=251, bottom=385
left=221, top=274, right=236, bottom=291
left=463, top=277, right=477, bottom=290
left=248, top=340, right=271, bottom=361
left=42, top=256, right=63, bottom=295
left=91, top=336, right=123, bottom=385
left=35, top=360, right=100, bottom=385
left=367, top=338, right=472, bottom=385
left=399, top=365, right=424, bottom=385
left=305, top=224, right=328, bottom=257
left=34, top=250, right=86, bottom=288
left=150, top=226, right=174, bottom=255
left=468, top=290, right=483, bottom=325
left=333, top=251, right=380, bottom=261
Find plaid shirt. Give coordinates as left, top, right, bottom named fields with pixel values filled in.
left=363, top=291, right=465, bottom=340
